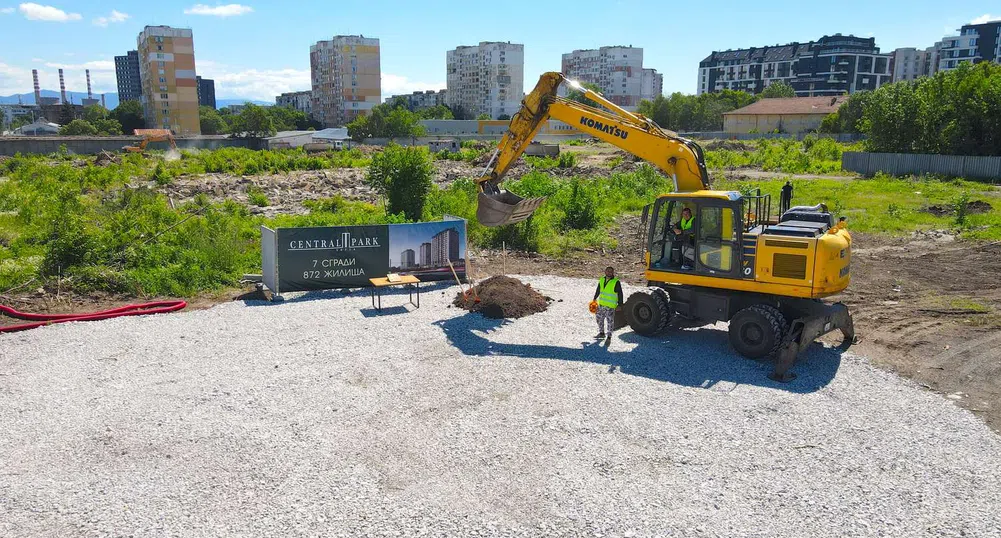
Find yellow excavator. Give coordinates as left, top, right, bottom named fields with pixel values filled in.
left=477, top=72, right=855, bottom=381
left=123, top=129, right=177, bottom=154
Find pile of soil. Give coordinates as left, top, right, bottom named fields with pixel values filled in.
left=703, top=139, right=754, bottom=152
left=923, top=200, right=992, bottom=217
left=453, top=275, right=550, bottom=319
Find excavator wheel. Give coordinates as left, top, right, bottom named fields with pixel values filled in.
left=624, top=287, right=671, bottom=336
left=728, top=304, right=787, bottom=359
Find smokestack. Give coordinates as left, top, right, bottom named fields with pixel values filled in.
left=32, top=69, right=41, bottom=104
left=86, top=69, right=93, bottom=99
left=101, top=94, right=106, bottom=108
left=59, top=69, right=66, bottom=103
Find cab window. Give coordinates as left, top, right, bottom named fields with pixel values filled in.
left=697, top=206, right=734, bottom=272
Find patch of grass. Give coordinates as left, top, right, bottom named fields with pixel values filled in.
left=608, top=155, right=624, bottom=168
left=704, top=138, right=858, bottom=175
left=247, top=187, right=270, bottom=207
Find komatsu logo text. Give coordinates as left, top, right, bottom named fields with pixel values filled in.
left=579, top=117, right=629, bottom=140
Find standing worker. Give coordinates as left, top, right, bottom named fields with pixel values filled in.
left=780, top=180, right=794, bottom=215
left=593, top=266, right=624, bottom=343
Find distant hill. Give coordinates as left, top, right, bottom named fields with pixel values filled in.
left=1, top=91, right=275, bottom=110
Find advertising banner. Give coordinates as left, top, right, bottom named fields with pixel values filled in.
left=264, top=218, right=467, bottom=294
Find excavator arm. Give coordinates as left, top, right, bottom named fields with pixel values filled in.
left=477, top=72, right=710, bottom=227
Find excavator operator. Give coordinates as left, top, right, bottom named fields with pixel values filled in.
left=672, top=207, right=696, bottom=270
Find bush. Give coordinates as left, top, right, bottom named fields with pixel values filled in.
left=557, top=152, right=578, bottom=169
left=365, top=144, right=434, bottom=221
left=59, top=119, right=98, bottom=136
left=560, top=179, right=600, bottom=230
left=247, top=187, right=270, bottom=207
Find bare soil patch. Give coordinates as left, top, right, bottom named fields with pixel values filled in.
left=453, top=275, right=550, bottom=319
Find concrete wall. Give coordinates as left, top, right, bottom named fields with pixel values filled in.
left=842, top=152, right=1001, bottom=179
left=679, top=132, right=864, bottom=142
left=363, top=134, right=589, bottom=146
left=724, top=113, right=828, bottom=134
left=0, top=136, right=257, bottom=156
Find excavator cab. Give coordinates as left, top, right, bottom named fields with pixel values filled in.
left=648, top=193, right=743, bottom=278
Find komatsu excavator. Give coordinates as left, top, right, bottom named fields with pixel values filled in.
left=123, top=129, right=177, bottom=154
left=476, top=72, right=855, bottom=381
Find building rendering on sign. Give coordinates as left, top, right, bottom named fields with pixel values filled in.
left=447, top=42, right=524, bottom=119
left=137, top=25, right=201, bottom=135
left=386, top=89, right=447, bottom=111
left=430, top=227, right=461, bottom=267
left=937, top=20, right=1001, bottom=72
left=419, top=242, right=432, bottom=268
left=310, top=35, right=381, bottom=127
left=400, top=249, right=416, bottom=269
left=196, top=76, right=216, bottom=109
left=698, top=34, right=892, bottom=96
left=276, top=90, right=312, bottom=116
left=114, top=50, right=143, bottom=103
left=561, top=46, right=663, bottom=109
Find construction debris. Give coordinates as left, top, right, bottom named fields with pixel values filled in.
left=453, top=275, right=550, bottom=319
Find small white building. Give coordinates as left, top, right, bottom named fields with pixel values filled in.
left=14, top=119, right=60, bottom=136
left=428, top=139, right=460, bottom=153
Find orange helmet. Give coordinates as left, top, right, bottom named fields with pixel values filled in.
left=588, top=300, right=599, bottom=314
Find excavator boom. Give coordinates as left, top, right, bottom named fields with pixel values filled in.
left=477, top=72, right=710, bottom=226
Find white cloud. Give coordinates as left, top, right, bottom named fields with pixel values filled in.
left=381, top=74, right=446, bottom=99
left=18, top=3, right=81, bottom=21
left=1, top=7, right=16, bottom=14
left=183, top=3, right=253, bottom=16
left=1, top=59, right=119, bottom=98
left=206, top=65, right=310, bottom=101
left=93, top=9, right=129, bottom=27
left=970, top=14, right=999, bottom=24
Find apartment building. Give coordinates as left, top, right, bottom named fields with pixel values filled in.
left=276, top=90, right=313, bottom=116
left=114, top=50, right=142, bottom=103
left=430, top=227, right=460, bottom=267
left=891, top=46, right=940, bottom=81
left=136, top=26, right=200, bottom=135
left=196, top=76, right=216, bottom=109
left=310, top=35, right=380, bottom=127
left=419, top=242, right=432, bottom=268
left=698, top=34, right=892, bottom=96
left=400, top=249, right=416, bottom=269
left=386, top=89, right=447, bottom=111
left=561, top=46, right=663, bottom=108
left=446, top=42, right=524, bottom=119
left=938, top=20, right=1001, bottom=72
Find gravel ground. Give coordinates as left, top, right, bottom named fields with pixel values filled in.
left=2, top=276, right=1000, bottom=538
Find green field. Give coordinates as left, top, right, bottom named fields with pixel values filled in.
left=0, top=142, right=997, bottom=299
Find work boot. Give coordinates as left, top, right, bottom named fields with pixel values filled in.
left=595, top=332, right=606, bottom=340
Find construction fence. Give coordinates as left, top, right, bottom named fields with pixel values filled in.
left=842, top=152, right=1001, bottom=180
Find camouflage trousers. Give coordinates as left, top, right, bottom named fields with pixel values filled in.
left=596, top=305, right=615, bottom=334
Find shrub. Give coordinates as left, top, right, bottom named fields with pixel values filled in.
left=557, top=152, right=578, bottom=169
left=560, top=178, right=600, bottom=230
left=365, top=144, right=434, bottom=221
left=247, top=187, right=270, bottom=207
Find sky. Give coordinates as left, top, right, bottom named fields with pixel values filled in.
left=0, top=1, right=997, bottom=103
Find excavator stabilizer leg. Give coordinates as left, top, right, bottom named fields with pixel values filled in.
left=477, top=191, right=547, bottom=227
left=770, top=302, right=855, bottom=382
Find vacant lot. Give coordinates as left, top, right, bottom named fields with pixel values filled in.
left=2, top=277, right=1000, bottom=537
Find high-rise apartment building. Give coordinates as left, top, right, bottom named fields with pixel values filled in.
left=430, top=227, right=460, bottom=267
left=419, top=242, right=432, bottom=268
left=400, top=249, right=416, bottom=269
left=446, top=42, right=524, bottom=119
left=698, top=34, right=893, bottom=96
left=310, top=35, right=381, bottom=127
left=386, top=89, right=447, bottom=111
left=196, top=76, right=216, bottom=109
left=937, top=20, right=1001, bottom=72
left=137, top=26, right=200, bottom=135
left=114, top=50, right=142, bottom=103
left=276, top=90, right=313, bottom=116
left=561, top=46, right=662, bottom=109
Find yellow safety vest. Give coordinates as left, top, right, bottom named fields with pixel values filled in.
left=597, top=277, right=620, bottom=308
left=680, top=216, right=694, bottom=231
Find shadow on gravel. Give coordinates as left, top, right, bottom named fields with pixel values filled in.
left=435, top=314, right=843, bottom=394
left=240, top=281, right=459, bottom=307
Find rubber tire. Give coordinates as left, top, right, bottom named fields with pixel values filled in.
left=754, top=304, right=788, bottom=345
left=728, top=305, right=785, bottom=359
left=625, top=287, right=671, bottom=336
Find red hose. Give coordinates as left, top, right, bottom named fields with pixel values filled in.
left=0, top=300, right=187, bottom=333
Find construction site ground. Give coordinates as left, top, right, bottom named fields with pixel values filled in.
left=2, top=144, right=999, bottom=434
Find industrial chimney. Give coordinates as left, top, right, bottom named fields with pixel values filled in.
left=32, top=69, right=41, bottom=104
left=58, top=69, right=67, bottom=103
left=86, top=69, right=93, bottom=100
left=101, top=94, right=106, bottom=108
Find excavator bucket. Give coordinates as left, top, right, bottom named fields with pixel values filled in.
left=477, top=191, right=546, bottom=227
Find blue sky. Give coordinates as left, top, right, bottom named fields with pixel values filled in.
left=0, top=1, right=996, bottom=102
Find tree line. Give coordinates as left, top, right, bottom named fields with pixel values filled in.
left=820, top=62, right=1000, bottom=156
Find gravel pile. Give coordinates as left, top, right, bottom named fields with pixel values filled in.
left=2, top=276, right=1000, bottom=537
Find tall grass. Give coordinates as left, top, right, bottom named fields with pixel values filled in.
left=704, top=138, right=857, bottom=175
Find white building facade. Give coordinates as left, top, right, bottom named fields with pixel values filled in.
left=446, top=42, right=524, bottom=119
left=276, top=90, right=312, bottom=116
left=561, top=46, right=661, bottom=109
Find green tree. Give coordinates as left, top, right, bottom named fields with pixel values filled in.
left=81, top=104, right=109, bottom=124
left=497, top=113, right=511, bottom=121
left=818, top=113, right=841, bottom=134
left=861, top=82, right=921, bottom=153
left=365, top=144, right=434, bottom=221
left=268, top=105, right=308, bottom=131
left=229, top=104, right=276, bottom=138
left=199, top=106, right=227, bottom=135
left=59, top=119, right=98, bottom=136
left=760, top=81, right=796, bottom=98
left=475, top=113, right=491, bottom=120
left=346, top=102, right=426, bottom=141
left=58, top=103, right=75, bottom=126
left=835, top=91, right=869, bottom=133
left=567, top=81, right=602, bottom=109
left=93, top=118, right=123, bottom=135
left=416, top=105, right=454, bottom=120
left=111, top=100, right=145, bottom=134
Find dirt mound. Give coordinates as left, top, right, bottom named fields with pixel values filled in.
left=94, top=151, right=120, bottom=167
left=453, top=276, right=550, bottom=319
left=923, top=200, right=992, bottom=217
left=703, top=139, right=754, bottom=152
